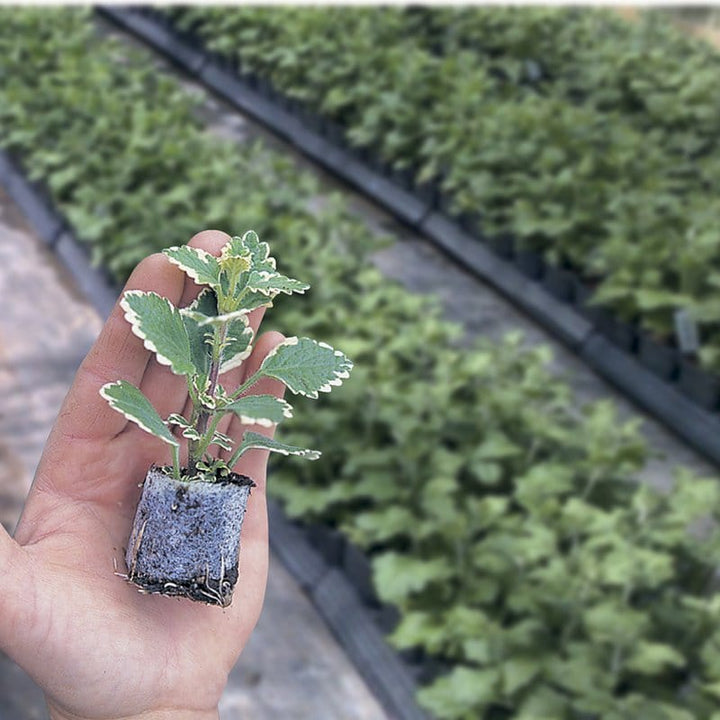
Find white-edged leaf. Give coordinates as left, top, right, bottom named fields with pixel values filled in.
left=181, top=288, right=216, bottom=382
left=100, top=381, right=178, bottom=447
left=183, top=308, right=251, bottom=327
left=247, top=270, right=310, bottom=297
left=235, top=231, right=276, bottom=272
left=235, top=430, right=320, bottom=460
left=224, top=394, right=293, bottom=427
left=220, top=323, right=255, bottom=374
left=210, top=432, right=233, bottom=451
left=258, top=337, right=353, bottom=398
left=182, top=427, right=202, bottom=441
left=121, top=291, right=194, bottom=376
left=179, top=289, right=254, bottom=375
left=167, top=413, right=191, bottom=429
left=163, top=246, right=221, bottom=289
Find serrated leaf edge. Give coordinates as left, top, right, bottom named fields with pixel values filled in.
left=163, top=246, right=221, bottom=288
left=181, top=307, right=252, bottom=327
left=262, top=337, right=353, bottom=399
left=248, top=270, right=310, bottom=296
left=219, top=325, right=255, bottom=374
left=227, top=395, right=294, bottom=427
left=99, top=381, right=179, bottom=447
left=240, top=430, right=321, bottom=460
left=120, top=290, right=191, bottom=374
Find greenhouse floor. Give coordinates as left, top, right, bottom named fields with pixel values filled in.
left=0, top=187, right=388, bottom=720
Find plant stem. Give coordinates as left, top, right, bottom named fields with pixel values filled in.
left=194, top=412, right=225, bottom=460
left=189, top=322, right=228, bottom=474
left=171, top=444, right=181, bottom=480
left=230, top=369, right=263, bottom=400
left=227, top=442, right=247, bottom=471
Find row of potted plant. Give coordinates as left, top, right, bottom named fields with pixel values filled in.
left=3, top=8, right=720, bottom=718
left=159, top=7, right=720, bottom=401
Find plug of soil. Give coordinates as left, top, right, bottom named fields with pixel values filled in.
left=125, top=466, right=255, bottom=607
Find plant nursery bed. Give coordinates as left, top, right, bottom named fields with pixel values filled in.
left=96, top=5, right=720, bottom=469
left=7, top=10, right=720, bottom=719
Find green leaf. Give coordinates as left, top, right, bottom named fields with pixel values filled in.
left=626, top=641, right=686, bottom=675
left=210, top=431, right=233, bottom=451
left=181, top=288, right=216, bottom=382
left=246, top=269, right=310, bottom=296
left=163, top=245, right=222, bottom=289
left=223, top=394, right=293, bottom=427
left=121, top=291, right=194, bottom=376
left=390, top=611, right=447, bottom=653
left=180, top=289, right=254, bottom=375
left=234, top=430, right=320, bottom=461
left=502, top=657, right=541, bottom=696
left=373, top=552, right=454, bottom=605
left=418, top=666, right=499, bottom=718
left=100, top=381, right=178, bottom=447
left=258, top=336, right=352, bottom=398
left=167, top=413, right=191, bottom=429
left=227, top=231, right=276, bottom=273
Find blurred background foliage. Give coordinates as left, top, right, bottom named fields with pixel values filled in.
left=2, top=7, right=720, bottom=718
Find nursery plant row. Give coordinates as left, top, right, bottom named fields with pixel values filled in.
left=101, top=5, right=720, bottom=469
left=156, top=7, right=720, bottom=397
left=3, top=8, right=720, bottom=719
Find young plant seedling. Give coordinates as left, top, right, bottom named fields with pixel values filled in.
left=101, top=232, right=352, bottom=606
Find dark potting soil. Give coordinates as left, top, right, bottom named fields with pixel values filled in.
left=125, top=466, right=255, bottom=607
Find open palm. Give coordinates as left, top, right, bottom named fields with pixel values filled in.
left=0, top=231, right=283, bottom=720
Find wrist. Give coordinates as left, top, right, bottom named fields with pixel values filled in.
left=48, top=706, right=220, bottom=720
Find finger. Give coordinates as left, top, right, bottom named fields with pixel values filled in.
left=49, top=251, right=188, bottom=444
left=138, top=230, right=233, bottom=420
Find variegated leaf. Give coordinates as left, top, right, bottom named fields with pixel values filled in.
left=181, top=288, right=216, bottom=382
left=224, top=394, right=293, bottom=427
left=163, top=245, right=221, bottom=289
left=121, top=291, right=194, bottom=376
left=100, top=381, right=178, bottom=447
left=182, top=427, right=202, bottom=441
left=167, top=413, right=191, bottom=429
left=247, top=270, right=310, bottom=297
left=220, top=324, right=254, bottom=374
left=235, top=430, right=320, bottom=460
left=210, top=432, right=233, bottom=451
left=258, top=337, right=353, bottom=398
left=235, top=231, right=276, bottom=272
left=183, top=308, right=251, bottom=327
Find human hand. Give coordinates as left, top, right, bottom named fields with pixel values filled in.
left=0, top=231, right=284, bottom=720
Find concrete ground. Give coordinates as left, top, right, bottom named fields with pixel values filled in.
left=0, top=187, right=388, bottom=720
